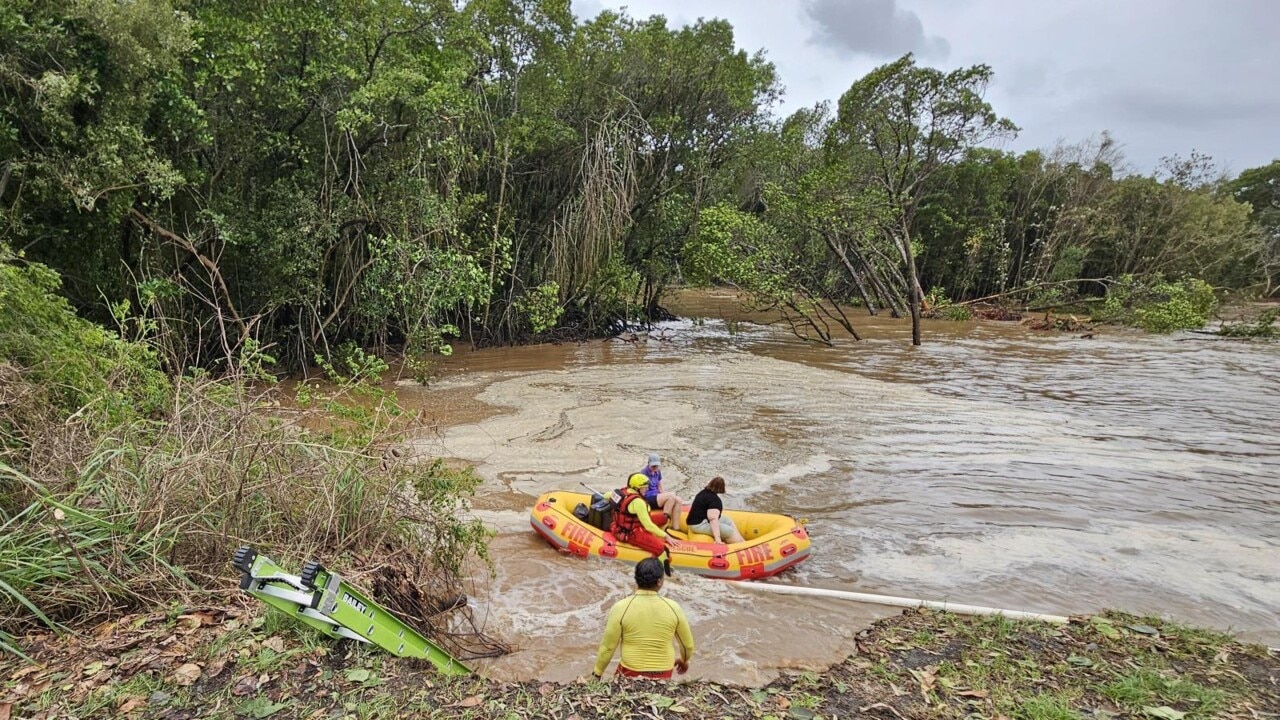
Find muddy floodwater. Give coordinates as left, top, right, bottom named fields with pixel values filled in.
left=398, top=292, right=1280, bottom=685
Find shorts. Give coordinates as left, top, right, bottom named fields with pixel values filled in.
left=644, top=493, right=661, bottom=509
left=689, top=514, right=739, bottom=540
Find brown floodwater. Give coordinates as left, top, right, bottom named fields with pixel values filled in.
left=396, top=290, right=1280, bottom=685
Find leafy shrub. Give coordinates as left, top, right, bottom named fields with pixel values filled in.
left=923, top=286, right=949, bottom=308
left=923, top=286, right=973, bottom=320
left=515, top=281, right=565, bottom=334
left=1097, top=274, right=1218, bottom=333
left=0, top=246, right=171, bottom=426
left=1134, top=278, right=1217, bottom=332
left=582, top=256, right=644, bottom=329
left=1026, top=283, right=1067, bottom=309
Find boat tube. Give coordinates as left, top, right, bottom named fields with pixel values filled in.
left=529, top=490, right=811, bottom=580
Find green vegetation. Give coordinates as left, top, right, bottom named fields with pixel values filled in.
left=1217, top=307, right=1280, bottom=338
left=1, top=2, right=1273, bottom=371
left=2, top=0, right=776, bottom=368
left=1, top=0, right=1277, bottom=708
left=1225, top=160, right=1280, bottom=296
left=0, top=246, right=171, bottom=425
left=1100, top=668, right=1227, bottom=717
left=0, top=249, right=491, bottom=661
left=1095, top=275, right=1220, bottom=333
left=691, top=73, right=1268, bottom=341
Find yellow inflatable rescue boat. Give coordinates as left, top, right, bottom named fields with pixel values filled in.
left=529, top=490, right=810, bottom=580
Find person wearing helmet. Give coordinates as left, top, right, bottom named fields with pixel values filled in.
left=610, top=473, right=674, bottom=566
left=592, top=558, right=694, bottom=680
left=639, top=453, right=686, bottom=533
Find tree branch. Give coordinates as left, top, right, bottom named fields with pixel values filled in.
left=129, top=208, right=249, bottom=341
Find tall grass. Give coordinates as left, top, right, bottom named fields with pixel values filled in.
left=0, top=468, right=185, bottom=657
left=2, top=249, right=493, bottom=659
left=0, top=367, right=491, bottom=658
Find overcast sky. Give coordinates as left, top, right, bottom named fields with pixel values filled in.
left=571, top=0, right=1278, bottom=175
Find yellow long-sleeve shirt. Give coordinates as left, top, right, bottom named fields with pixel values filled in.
left=593, top=590, right=694, bottom=676
left=626, top=496, right=668, bottom=537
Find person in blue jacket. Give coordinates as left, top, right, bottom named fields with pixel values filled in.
left=639, top=453, right=685, bottom=532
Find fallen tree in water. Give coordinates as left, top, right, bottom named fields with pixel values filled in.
left=1023, top=312, right=1092, bottom=333
left=1215, top=307, right=1280, bottom=338
left=1, top=606, right=1274, bottom=719
left=922, top=274, right=1225, bottom=336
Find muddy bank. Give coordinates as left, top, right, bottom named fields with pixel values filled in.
left=2, top=604, right=1275, bottom=719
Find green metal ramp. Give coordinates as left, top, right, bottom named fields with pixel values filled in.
left=232, top=546, right=471, bottom=676
left=232, top=547, right=367, bottom=642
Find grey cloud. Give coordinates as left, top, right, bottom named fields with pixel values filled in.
left=1095, top=90, right=1280, bottom=129
left=583, top=0, right=1278, bottom=170
left=1001, top=61, right=1051, bottom=100
left=803, top=0, right=949, bottom=60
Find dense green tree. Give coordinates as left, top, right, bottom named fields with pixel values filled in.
left=1085, top=172, right=1260, bottom=287
left=1226, top=160, right=1280, bottom=295
left=471, top=9, right=778, bottom=339
left=683, top=99, right=876, bottom=347
left=1, top=2, right=1272, bottom=365
left=914, top=140, right=1264, bottom=304
left=831, top=55, right=1018, bottom=344
left=0, top=0, right=190, bottom=306
left=913, top=148, right=1019, bottom=299
left=3, top=0, right=779, bottom=367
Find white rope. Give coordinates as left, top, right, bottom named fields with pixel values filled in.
left=734, top=582, right=1071, bottom=624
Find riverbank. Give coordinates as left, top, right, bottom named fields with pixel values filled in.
left=3, top=604, right=1275, bottom=720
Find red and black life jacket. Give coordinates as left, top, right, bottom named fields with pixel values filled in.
left=609, top=488, right=646, bottom=540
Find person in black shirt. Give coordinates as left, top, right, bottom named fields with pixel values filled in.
left=685, top=477, right=745, bottom=545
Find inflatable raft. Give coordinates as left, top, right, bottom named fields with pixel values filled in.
left=529, top=490, right=811, bottom=580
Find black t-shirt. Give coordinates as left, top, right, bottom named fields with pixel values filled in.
left=686, top=489, right=722, bottom=526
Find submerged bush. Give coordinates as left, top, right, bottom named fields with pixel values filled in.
left=1217, top=307, right=1280, bottom=338
left=1135, top=278, right=1217, bottom=332
left=922, top=287, right=974, bottom=321
left=1096, top=274, right=1218, bottom=333
left=516, top=281, right=566, bottom=335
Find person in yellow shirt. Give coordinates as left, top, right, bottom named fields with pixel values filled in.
left=592, top=558, right=694, bottom=680
left=610, top=473, right=673, bottom=559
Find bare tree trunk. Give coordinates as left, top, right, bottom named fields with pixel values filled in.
left=868, top=233, right=911, bottom=317
left=901, top=230, right=923, bottom=346
left=863, top=259, right=905, bottom=318
left=482, top=140, right=511, bottom=345
left=896, top=225, right=928, bottom=313
left=130, top=208, right=250, bottom=344
left=822, top=232, right=878, bottom=315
